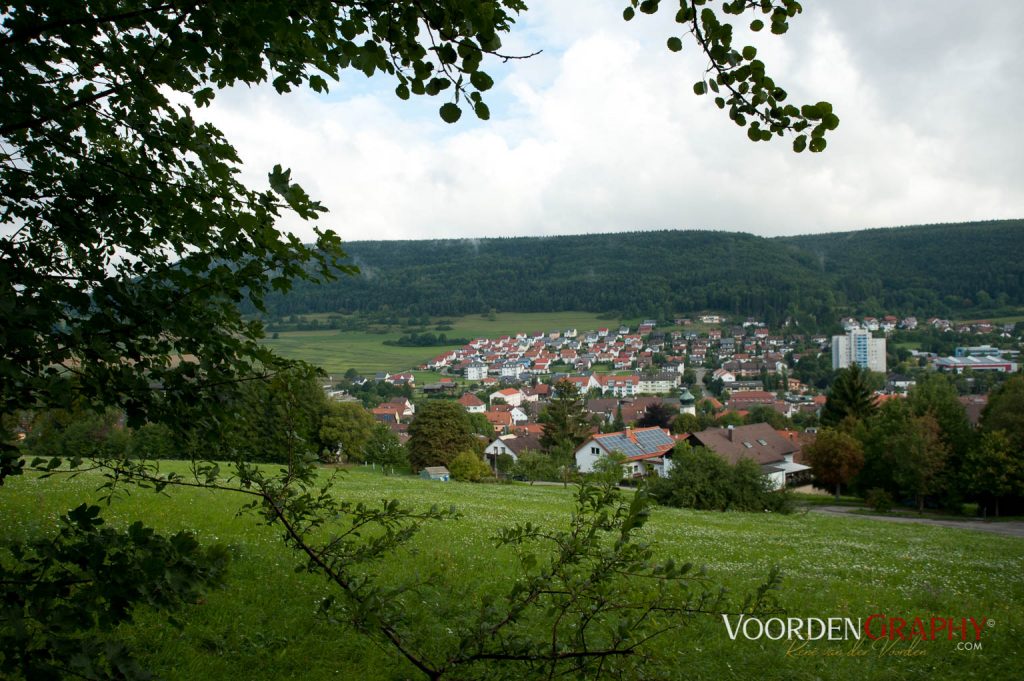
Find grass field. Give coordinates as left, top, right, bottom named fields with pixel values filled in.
left=2, top=466, right=1022, bottom=680
left=260, top=311, right=622, bottom=375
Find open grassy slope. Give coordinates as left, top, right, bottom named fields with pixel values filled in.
left=2, top=467, right=1021, bottom=680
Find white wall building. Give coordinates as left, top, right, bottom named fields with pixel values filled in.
left=465, top=363, right=488, bottom=381
left=832, top=329, right=886, bottom=373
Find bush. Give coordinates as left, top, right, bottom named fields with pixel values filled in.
left=648, top=446, right=793, bottom=513
left=865, top=487, right=894, bottom=513
left=449, top=451, right=492, bottom=482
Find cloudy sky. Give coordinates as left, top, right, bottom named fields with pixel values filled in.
left=200, top=1, right=1024, bottom=243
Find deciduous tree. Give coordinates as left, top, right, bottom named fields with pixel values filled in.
left=407, top=401, right=477, bottom=470
left=965, top=430, right=1024, bottom=517
left=2, top=1, right=827, bottom=677
left=318, top=401, right=377, bottom=463
left=803, top=428, right=864, bottom=500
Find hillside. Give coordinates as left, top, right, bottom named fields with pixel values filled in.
left=258, top=220, right=1024, bottom=327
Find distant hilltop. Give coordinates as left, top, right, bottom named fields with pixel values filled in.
left=252, top=220, right=1024, bottom=328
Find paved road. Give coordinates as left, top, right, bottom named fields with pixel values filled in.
left=807, top=505, right=1024, bottom=538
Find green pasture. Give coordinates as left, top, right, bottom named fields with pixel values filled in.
left=260, top=311, right=623, bottom=375
left=2, top=466, right=1021, bottom=680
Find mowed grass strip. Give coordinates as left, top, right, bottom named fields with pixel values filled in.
left=260, top=312, right=621, bottom=374
left=1, top=466, right=1021, bottom=680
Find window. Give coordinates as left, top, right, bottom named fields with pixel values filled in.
left=757, top=439, right=768, bottom=446
left=591, top=447, right=600, bottom=455
left=742, top=442, right=753, bottom=448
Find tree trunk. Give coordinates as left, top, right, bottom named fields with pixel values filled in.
left=917, top=494, right=924, bottom=514
left=834, top=482, right=840, bottom=501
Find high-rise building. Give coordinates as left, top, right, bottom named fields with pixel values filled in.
left=832, top=329, right=886, bottom=373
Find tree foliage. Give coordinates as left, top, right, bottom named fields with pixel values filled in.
left=1, top=504, right=228, bottom=681
left=855, top=401, right=949, bottom=513
left=539, top=381, right=592, bottom=452
left=0, top=1, right=825, bottom=677
left=249, top=221, right=1024, bottom=324
left=803, top=428, right=864, bottom=499
left=636, top=402, right=679, bottom=429
left=648, top=445, right=790, bottom=513
left=448, top=450, right=492, bottom=482
left=629, top=0, right=839, bottom=152
left=407, top=401, right=478, bottom=470
left=319, top=401, right=378, bottom=463
left=980, top=375, right=1024, bottom=451
left=820, top=366, right=877, bottom=427
left=363, top=423, right=408, bottom=469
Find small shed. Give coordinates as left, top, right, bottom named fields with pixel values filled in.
left=420, top=466, right=450, bottom=482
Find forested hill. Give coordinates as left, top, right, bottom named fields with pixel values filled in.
left=259, top=220, right=1024, bottom=326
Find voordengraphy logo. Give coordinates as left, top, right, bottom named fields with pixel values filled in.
left=722, top=614, right=990, bottom=656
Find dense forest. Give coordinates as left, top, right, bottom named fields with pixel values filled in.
left=253, top=220, right=1024, bottom=328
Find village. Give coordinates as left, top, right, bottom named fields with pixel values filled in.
left=328, top=313, right=1022, bottom=487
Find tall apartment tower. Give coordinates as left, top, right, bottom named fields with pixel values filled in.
left=832, top=329, right=886, bottom=373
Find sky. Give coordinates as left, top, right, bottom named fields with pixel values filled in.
left=198, top=1, right=1024, bottom=244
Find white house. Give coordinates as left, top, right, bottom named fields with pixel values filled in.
left=489, top=388, right=523, bottom=407
left=574, top=427, right=676, bottom=475
left=712, top=368, right=736, bottom=383
left=638, top=373, right=679, bottom=395
left=465, top=362, right=488, bottom=381
left=457, top=392, right=486, bottom=413
left=509, top=407, right=529, bottom=424
left=484, top=433, right=543, bottom=466
left=597, top=374, right=639, bottom=397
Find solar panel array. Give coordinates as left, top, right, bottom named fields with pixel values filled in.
left=598, top=429, right=674, bottom=457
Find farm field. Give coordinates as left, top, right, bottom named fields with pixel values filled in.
left=260, top=311, right=623, bottom=375
left=2, top=466, right=1021, bottom=680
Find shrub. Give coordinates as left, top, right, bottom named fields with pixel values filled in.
left=648, top=446, right=793, bottom=514
left=866, top=487, right=894, bottom=513
left=449, top=451, right=491, bottom=482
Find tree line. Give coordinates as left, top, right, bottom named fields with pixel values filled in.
left=806, top=369, right=1024, bottom=516
left=251, top=221, right=1024, bottom=327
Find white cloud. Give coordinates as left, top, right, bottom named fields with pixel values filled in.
left=197, top=0, right=1024, bottom=242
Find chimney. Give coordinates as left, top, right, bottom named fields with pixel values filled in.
left=727, top=424, right=734, bottom=441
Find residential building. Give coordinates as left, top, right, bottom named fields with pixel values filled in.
left=489, top=388, right=523, bottom=407
left=483, top=433, right=543, bottom=466
left=574, top=427, right=676, bottom=476
left=457, top=393, right=486, bottom=413
left=637, top=372, right=679, bottom=394
left=831, top=329, right=886, bottom=373
left=686, top=424, right=810, bottom=489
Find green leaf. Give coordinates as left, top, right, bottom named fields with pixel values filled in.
left=474, top=101, right=490, bottom=120
left=395, top=83, right=410, bottom=100
left=750, top=19, right=764, bottom=31
left=693, top=81, right=706, bottom=95
left=742, top=45, right=757, bottom=60
left=308, top=74, right=328, bottom=94
left=623, top=6, right=635, bottom=21
left=667, top=37, right=683, bottom=52
left=193, top=87, right=215, bottom=107
left=470, top=71, right=494, bottom=91
left=439, top=103, right=462, bottom=123
left=809, top=136, right=827, bottom=152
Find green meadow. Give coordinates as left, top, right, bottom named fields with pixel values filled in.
left=2, top=466, right=1021, bottom=680
left=260, top=311, right=623, bottom=375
